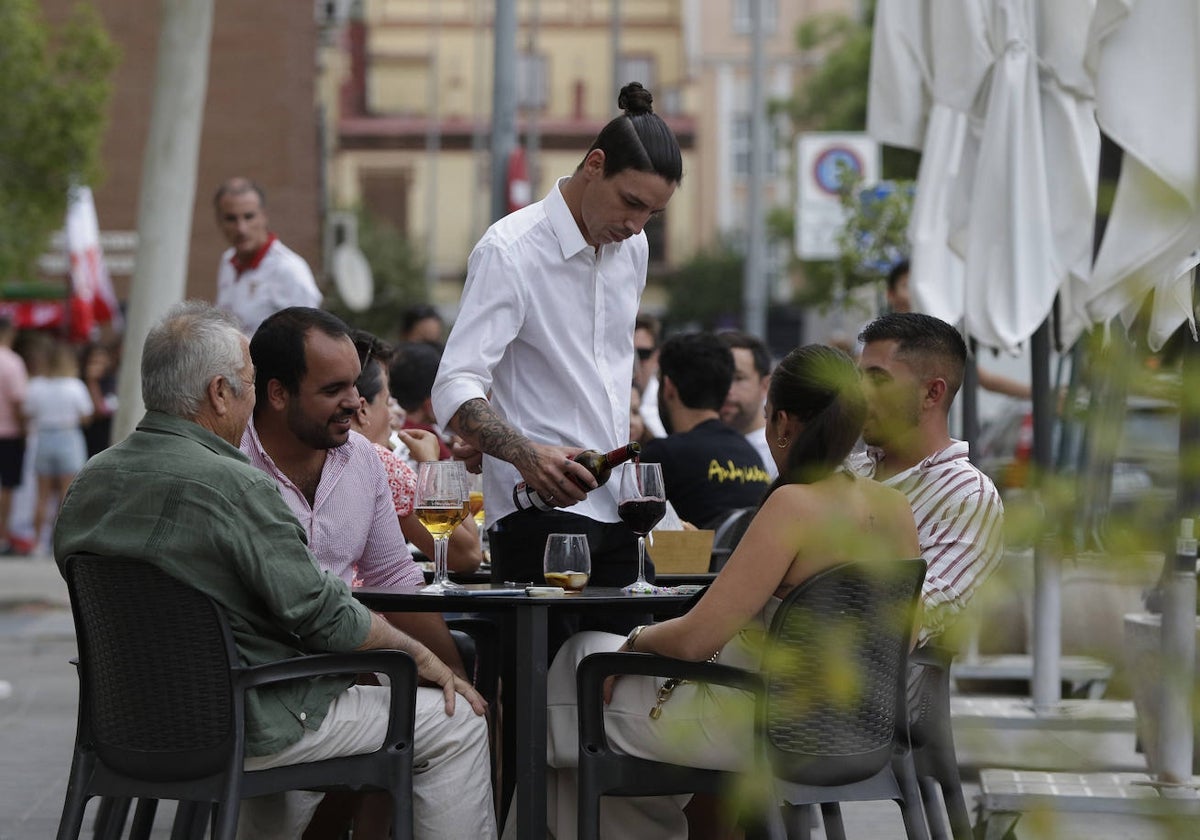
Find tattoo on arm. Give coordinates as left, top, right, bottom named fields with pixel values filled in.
left=450, top=398, right=538, bottom=472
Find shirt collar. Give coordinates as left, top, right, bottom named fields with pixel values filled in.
left=545, top=177, right=593, bottom=261
left=136, top=410, right=250, bottom=462
left=229, top=233, right=277, bottom=276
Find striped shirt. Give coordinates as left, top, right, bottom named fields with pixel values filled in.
left=241, top=420, right=423, bottom=590
left=847, top=440, right=1004, bottom=643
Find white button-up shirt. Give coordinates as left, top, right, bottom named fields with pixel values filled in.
left=432, top=178, right=647, bottom=525
left=216, top=237, right=322, bottom=336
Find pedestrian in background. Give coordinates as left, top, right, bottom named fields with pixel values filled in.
left=0, top=315, right=28, bottom=554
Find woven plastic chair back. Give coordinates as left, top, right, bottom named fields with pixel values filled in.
left=761, top=558, right=925, bottom=787
left=709, top=506, right=757, bottom=571
left=68, top=556, right=237, bottom=781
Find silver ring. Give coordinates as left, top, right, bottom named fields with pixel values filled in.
left=546, top=494, right=556, bottom=503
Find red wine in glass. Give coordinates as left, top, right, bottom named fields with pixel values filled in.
left=618, top=497, right=666, bottom=536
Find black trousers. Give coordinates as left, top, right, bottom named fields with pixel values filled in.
left=488, top=508, right=653, bottom=653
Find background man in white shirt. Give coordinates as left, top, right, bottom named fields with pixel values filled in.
left=432, top=83, right=681, bottom=640
left=213, top=177, right=322, bottom=335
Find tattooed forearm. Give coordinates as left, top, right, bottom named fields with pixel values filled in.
left=449, top=398, right=538, bottom=473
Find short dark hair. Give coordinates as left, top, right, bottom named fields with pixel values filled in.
left=858, top=312, right=967, bottom=399
left=580, top=83, right=682, bottom=184
left=658, top=332, right=733, bottom=411
left=401, top=303, right=442, bottom=336
left=250, top=307, right=353, bottom=401
left=352, top=330, right=393, bottom=404
left=634, top=312, right=661, bottom=344
left=718, top=330, right=771, bottom=378
left=213, top=176, right=265, bottom=210
left=886, top=259, right=910, bottom=293
left=389, top=341, right=443, bottom=412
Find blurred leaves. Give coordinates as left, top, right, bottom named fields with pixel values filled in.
left=0, top=1, right=118, bottom=283
left=661, top=241, right=745, bottom=330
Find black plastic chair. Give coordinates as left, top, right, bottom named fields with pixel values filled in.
left=56, top=554, right=419, bottom=840
left=906, top=643, right=973, bottom=840
left=576, top=558, right=929, bottom=840
left=708, top=506, right=757, bottom=572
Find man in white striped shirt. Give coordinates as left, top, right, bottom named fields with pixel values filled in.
left=848, top=312, right=1004, bottom=645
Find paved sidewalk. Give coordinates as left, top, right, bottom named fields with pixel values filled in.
left=0, top=551, right=1194, bottom=839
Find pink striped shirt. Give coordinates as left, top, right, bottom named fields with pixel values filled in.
left=848, top=440, right=1004, bottom=643
left=241, top=420, right=423, bottom=589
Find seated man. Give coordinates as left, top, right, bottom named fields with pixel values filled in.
left=718, top=330, right=777, bottom=479
left=53, top=301, right=495, bottom=840
left=641, top=332, right=772, bottom=529
left=242, top=307, right=468, bottom=677
left=849, top=312, right=1005, bottom=643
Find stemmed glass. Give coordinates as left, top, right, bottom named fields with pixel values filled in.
left=415, top=460, right=470, bottom=593
left=617, top=462, right=667, bottom=594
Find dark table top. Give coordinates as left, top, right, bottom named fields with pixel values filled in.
left=354, top=583, right=697, bottom=612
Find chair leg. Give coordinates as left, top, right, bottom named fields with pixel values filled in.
left=128, top=799, right=159, bottom=840
left=939, top=779, right=974, bottom=840
left=170, top=802, right=208, bottom=840
left=55, top=754, right=94, bottom=840
left=96, top=797, right=131, bottom=840
left=918, top=776, right=949, bottom=840
left=819, top=803, right=846, bottom=840
left=895, top=754, right=931, bottom=840
left=780, top=803, right=811, bottom=840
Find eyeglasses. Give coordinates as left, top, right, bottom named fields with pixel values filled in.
left=636, top=347, right=655, bottom=362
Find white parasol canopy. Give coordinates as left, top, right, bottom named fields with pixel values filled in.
left=869, top=0, right=1099, bottom=356
left=1069, top=0, right=1200, bottom=352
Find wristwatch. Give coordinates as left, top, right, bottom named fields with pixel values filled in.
left=625, top=624, right=647, bottom=652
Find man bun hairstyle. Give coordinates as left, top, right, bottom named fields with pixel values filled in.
left=582, top=82, right=683, bottom=184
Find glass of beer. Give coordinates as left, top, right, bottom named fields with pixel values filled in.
left=543, top=533, right=591, bottom=593
left=415, top=460, right=470, bottom=593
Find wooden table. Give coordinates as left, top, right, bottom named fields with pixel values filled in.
left=352, top=584, right=693, bottom=839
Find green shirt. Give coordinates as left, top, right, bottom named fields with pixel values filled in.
left=54, top=411, right=372, bottom=757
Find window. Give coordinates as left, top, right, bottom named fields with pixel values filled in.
left=617, top=55, right=656, bottom=93
left=733, top=0, right=778, bottom=35
left=731, top=116, right=778, bottom=180
left=517, top=52, right=548, bottom=111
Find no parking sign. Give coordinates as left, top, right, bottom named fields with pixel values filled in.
left=795, top=133, right=880, bottom=260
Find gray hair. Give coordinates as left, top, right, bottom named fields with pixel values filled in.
left=142, top=301, right=248, bottom=418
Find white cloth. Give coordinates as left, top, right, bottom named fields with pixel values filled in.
left=745, top=428, right=777, bottom=480
left=22, top=377, right=92, bottom=432
left=846, top=440, right=1004, bottom=643
left=237, top=683, right=496, bottom=840
left=432, top=178, right=647, bottom=525
left=216, top=238, right=321, bottom=336
left=639, top=376, right=667, bottom=440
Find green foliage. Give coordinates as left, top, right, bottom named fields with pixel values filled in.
left=786, top=13, right=873, bottom=133
left=324, top=210, right=428, bottom=342
left=0, top=1, right=118, bottom=284
left=661, top=242, right=745, bottom=330
left=834, top=172, right=915, bottom=291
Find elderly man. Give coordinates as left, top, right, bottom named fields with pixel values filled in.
left=213, top=177, right=322, bottom=335
left=849, top=312, right=1005, bottom=642
left=53, top=301, right=495, bottom=840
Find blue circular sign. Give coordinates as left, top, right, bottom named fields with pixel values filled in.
left=812, top=146, right=865, bottom=195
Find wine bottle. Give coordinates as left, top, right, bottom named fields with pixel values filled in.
left=512, top=441, right=642, bottom=511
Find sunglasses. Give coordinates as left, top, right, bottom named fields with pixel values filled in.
left=636, top=347, right=655, bottom=362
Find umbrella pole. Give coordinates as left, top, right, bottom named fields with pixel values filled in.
left=963, top=340, right=981, bottom=461
left=1030, top=318, right=1062, bottom=710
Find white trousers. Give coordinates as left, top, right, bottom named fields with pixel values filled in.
left=528, top=631, right=756, bottom=840
left=237, top=684, right=496, bottom=840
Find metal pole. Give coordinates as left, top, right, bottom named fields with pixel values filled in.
left=424, top=6, right=441, bottom=299
left=526, top=0, right=541, bottom=196
left=962, top=340, right=980, bottom=461
left=1159, top=518, right=1197, bottom=785
left=490, top=0, right=518, bottom=223
left=742, top=0, right=768, bottom=340
left=1030, top=318, right=1062, bottom=710
left=113, top=0, right=214, bottom=442
left=611, top=0, right=622, bottom=105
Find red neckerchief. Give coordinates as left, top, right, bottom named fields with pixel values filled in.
left=230, top=233, right=278, bottom=277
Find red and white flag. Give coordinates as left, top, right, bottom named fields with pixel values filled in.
left=65, top=186, right=122, bottom=340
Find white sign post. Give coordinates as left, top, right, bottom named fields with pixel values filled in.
left=795, top=133, right=880, bottom=260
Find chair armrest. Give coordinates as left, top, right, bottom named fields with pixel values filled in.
left=577, top=652, right=760, bottom=751
left=235, top=650, right=418, bottom=748
left=908, top=643, right=954, bottom=671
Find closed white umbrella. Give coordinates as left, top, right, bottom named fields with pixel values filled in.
left=1075, top=0, right=1200, bottom=352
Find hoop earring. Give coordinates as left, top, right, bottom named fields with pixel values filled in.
left=776, top=436, right=789, bottom=449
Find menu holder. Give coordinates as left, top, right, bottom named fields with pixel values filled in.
left=646, top=529, right=714, bottom=574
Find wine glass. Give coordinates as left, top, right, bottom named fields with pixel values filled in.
left=618, top=462, right=666, bottom=594
left=468, top=471, right=486, bottom=528
left=415, top=460, right=470, bottom=593
left=543, top=533, right=591, bottom=592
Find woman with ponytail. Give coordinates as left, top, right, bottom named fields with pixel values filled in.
left=535, top=346, right=921, bottom=840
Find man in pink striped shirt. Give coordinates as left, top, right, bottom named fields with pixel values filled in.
left=242, top=307, right=467, bottom=679
left=848, top=312, right=1004, bottom=644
